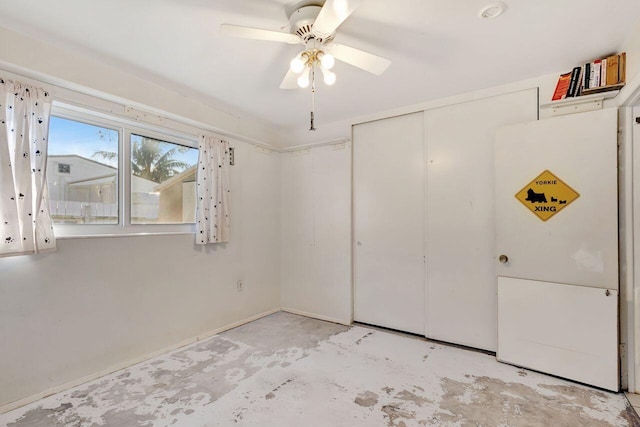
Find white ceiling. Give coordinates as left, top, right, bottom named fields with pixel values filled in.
left=0, top=0, right=639, bottom=145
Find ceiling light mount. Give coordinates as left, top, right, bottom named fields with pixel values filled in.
left=478, top=2, right=507, bottom=19
left=289, top=5, right=334, bottom=43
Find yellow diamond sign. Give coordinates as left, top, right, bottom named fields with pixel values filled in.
left=515, top=170, right=579, bottom=221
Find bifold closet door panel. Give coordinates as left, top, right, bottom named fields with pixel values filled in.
left=353, top=112, right=425, bottom=335
left=425, top=89, right=537, bottom=351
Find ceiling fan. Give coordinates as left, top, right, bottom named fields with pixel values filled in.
left=220, top=0, right=391, bottom=129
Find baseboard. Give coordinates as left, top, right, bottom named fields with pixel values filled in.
left=0, top=307, right=280, bottom=415
left=282, top=307, right=352, bottom=326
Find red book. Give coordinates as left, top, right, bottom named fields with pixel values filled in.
left=552, top=72, right=572, bottom=100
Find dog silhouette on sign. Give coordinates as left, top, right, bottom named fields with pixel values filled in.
left=525, top=188, right=547, bottom=203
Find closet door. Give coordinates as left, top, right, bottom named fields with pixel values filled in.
left=425, top=89, right=537, bottom=351
left=353, top=112, right=425, bottom=334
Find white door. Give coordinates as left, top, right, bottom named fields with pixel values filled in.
left=425, top=89, right=537, bottom=351
left=353, top=112, right=425, bottom=334
left=495, top=108, right=619, bottom=391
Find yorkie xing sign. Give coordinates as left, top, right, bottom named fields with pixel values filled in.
left=515, top=170, right=580, bottom=221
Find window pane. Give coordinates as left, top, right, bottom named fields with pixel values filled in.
left=130, top=134, right=198, bottom=224
left=47, top=117, right=119, bottom=224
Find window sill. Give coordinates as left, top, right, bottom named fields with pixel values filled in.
left=53, top=224, right=196, bottom=239
left=55, top=231, right=195, bottom=240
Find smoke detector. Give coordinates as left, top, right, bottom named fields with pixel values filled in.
left=479, top=2, right=507, bottom=19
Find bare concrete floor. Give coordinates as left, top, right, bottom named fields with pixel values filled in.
left=1, top=312, right=639, bottom=426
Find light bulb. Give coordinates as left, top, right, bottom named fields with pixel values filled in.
left=290, top=55, right=305, bottom=74
left=297, top=68, right=310, bottom=88
left=320, top=52, right=335, bottom=70
left=321, top=68, right=336, bottom=86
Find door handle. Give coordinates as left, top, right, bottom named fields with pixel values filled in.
left=498, top=254, right=509, bottom=263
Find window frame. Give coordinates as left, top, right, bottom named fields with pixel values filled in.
left=50, top=103, right=199, bottom=238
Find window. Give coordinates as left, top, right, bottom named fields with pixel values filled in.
left=47, top=105, right=200, bottom=237
left=130, top=134, right=198, bottom=224
left=47, top=116, right=119, bottom=224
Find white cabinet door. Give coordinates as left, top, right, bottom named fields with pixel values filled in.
left=495, top=108, right=619, bottom=391
left=425, top=89, right=537, bottom=351
left=353, top=112, right=425, bottom=334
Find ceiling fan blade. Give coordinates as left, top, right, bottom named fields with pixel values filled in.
left=329, top=43, right=391, bottom=75
left=220, top=24, right=302, bottom=44
left=280, top=68, right=300, bottom=89
left=311, top=0, right=364, bottom=40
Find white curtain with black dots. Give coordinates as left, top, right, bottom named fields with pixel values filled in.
left=0, top=79, right=56, bottom=257
left=195, top=135, right=230, bottom=244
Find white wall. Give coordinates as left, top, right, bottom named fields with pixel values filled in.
left=622, top=22, right=640, bottom=89
left=281, top=143, right=352, bottom=325
left=0, top=99, right=281, bottom=410
left=0, top=26, right=278, bottom=147
left=280, top=73, right=560, bottom=146
left=0, top=142, right=281, bottom=408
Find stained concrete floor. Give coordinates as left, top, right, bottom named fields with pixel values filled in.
left=1, top=312, right=639, bottom=427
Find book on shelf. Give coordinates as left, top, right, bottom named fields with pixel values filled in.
left=552, top=72, right=572, bottom=100
left=584, top=62, right=591, bottom=90
left=592, top=60, right=601, bottom=87
left=566, top=66, right=582, bottom=97
left=577, top=82, right=625, bottom=95
left=552, top=52, right=626, bottom=100
left=605, top=54, right=619, bottom=86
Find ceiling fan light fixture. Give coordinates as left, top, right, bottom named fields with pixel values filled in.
left=222, top=0, right=392, bottom=130
left=290, top=55, right=305, bottom=73
left=320, top=67, right=336, bottom=85
left=320, top=52, right=335, bottom=70
left=297, top=67, right=311, bottom=88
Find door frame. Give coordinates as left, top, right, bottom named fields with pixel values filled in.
left=619, top=79, right=640, bottom=392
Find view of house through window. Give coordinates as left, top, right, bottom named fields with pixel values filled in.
left=129, top=134, right=198, bottom=224
left=47, top=116, right=119, bottom=224
left=47, top=116, right=200, bottom=228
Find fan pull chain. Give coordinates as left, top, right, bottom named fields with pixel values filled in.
left=310, top=66, right=316, bottom=131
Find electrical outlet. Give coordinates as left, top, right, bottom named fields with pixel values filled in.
left=237, top=280, right=243, bottom=292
